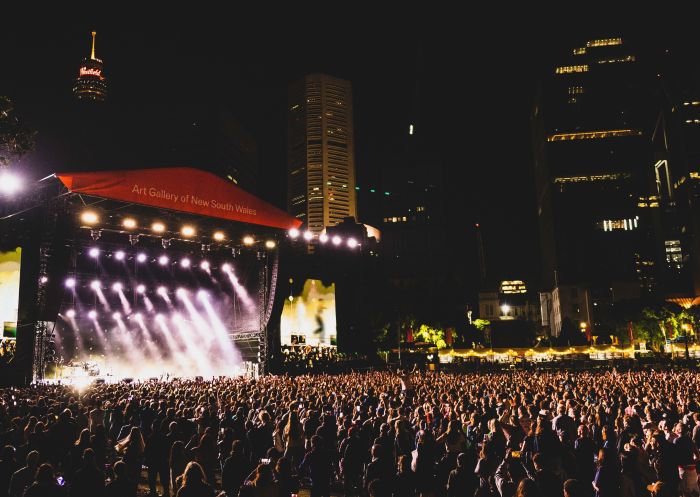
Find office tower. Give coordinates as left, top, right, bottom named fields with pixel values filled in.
left=287, top=74, right=357, bottom=234
left=533, top=36, right=660, bottom=334
left=73, top=31, right=107, bottom=102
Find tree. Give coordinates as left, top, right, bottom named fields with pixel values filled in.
left=414, top=324, right=447, bottom=349
left=0, top=96, right=35, bottom=166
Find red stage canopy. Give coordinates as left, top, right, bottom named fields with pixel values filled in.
left=56, top=167, right=302, bottom=230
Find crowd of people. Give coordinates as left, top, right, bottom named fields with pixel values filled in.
left=279, top=345, right=348, bottom=373
left=0, top=339, right=15, bottom=367
left=1, top=368, right=700, bottom=496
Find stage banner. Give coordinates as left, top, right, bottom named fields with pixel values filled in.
left=0, top=248, right=21, bottom=339
left=57, top=167, right=302, bottom=230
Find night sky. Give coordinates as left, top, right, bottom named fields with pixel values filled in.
left=0, top=11, right=687, bottom=291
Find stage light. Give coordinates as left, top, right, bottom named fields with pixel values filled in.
left=158, top=255, right=169, bottom=266
left=181, top=225, right=196, bottom=237
left=151, top=222, right=166, bottom=233
left=303, top=231, right=313, bottom=241
left=112, top=282, right=123, bottom=292
left=112, top=312, right=121, bottom=320
left=40, top=276, right=48, bottom=284
left=89, top=247, right=100, bottom=258
left=197, top=290, right=208, bottom=300
left=347, top=238, right=358, bottom=248
left=180, top=258, right=191, bottom=268
left=289, top=228, right=300, bottom=239
left=265, top=240, right=276, bottom=249
left=0, top=171, right=22, bottom=195
left=222, top=263, right=231, bottom=273
left=66, top=309, right=76, bottom=319
left=136, top=284, right=146, bottom=294
left=88, top=310, right=97, bottom=320
left=65, top=277, right=76, bottom=288
left=133, top=312, right=142, bottom=320
left=90, top=280, right=101, bottom=290
left=200, top=261, right=210, bottom=271
left=319, top=233, right=329, bottom=243
left=155, top=313, right=165, bottom=322
left=81, top=210, right=99, bottom=225
left=176, top=288, right=187, bottom=298
left=114, top=250, right=125, bottom=261
left=332, top=235, right=342, bottom=246
left=243, top=235, right=255, bottom=246
left=157, top=286, right=167, bottom=296
left=136, top=253, right=147, bottom=263
left=501, top=304, right=511, bottom=315
left=213, top=231, right=225, bottom=241
left=122, top=218, right=137, bottom=229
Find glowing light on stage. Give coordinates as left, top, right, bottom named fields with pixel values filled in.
left=81, top=211, right=99, bottom=225
left=136, top=284, right=146, bottom=294
left=213, top=231, right=225, bottom=241
left=0, top=171, right=22, bottom=195
left=197, top=290, right=208, bottom=300
left=114, top=250, right=125, bottom=261
left=180, top=258, right=191, bottom=268
left=222, top=263, right=231, bottom=273
left=65, top=278, right=76, bottom=288
left=122, top=218, right=137, bottom=229
left=66, top=309, right=76, bottom=318
left=158, top=255, right=169, bottom=266
left=112, top=282, right=123, bottom=292
left=289, top=228, right=300, bottom=239
left=332, top=235, right=342, bottom=246
left=112, top=312, right=121, bottom=320
left=200, top=261, right=210, bottom=271
left=303, top=230, right=314, bottom=241
left=176, top=288, right=187, bottom=299
left=88, top=310, right=97, bottom=319
left=223, top=265, right=255, bottom=311
left=155, top=313, right=165, bottom=322
left=137, top=253, right=147, bottom=263
left=319, top=233, right=329, bottom=243
left=347, top=238, right=358, bottom=248
left=181, top=225, right=196, bottom=237
left=151, top=222, right=166, bottom=233
left=90, top=280, right=101, bottom=290
left=243, top=235, right=255, bottom=246
left=89, top=247, right=100, bottom=258
left=40, top=276, right=48, bottom=283
left=265, top=240, right=276, bottom=249
left=157, top=286, right=168, bottom=297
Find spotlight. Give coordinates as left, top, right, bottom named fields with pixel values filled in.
left=90, top=280, right=101, bottom=290
left=122, top=218, right=137, bottom=229
left=88, top=310, right=97, bottom=320
left=136, top=253, right=147, bottom=263
left=90, top=229, right=102, bottom=241
left=40, top=276, right=48, bottom=284
left=65, top=277, right=76, bottom=288
left=0, top=171, right=22, bottom=195
left=200, top=261, right=210, bottom=271
left=332, top=235, right=342, bottom=246
left=347, top=238, right=358, bottom=248
left=162, top=238, right=171, bottom=249
left=129, top=234, right=140, bottom=246
left=319, top=233, right=329, bottom=243
left=197, top=290, right=208, bottom=300
left=133, top=312, right=142, bottom=320
left=158, top=255, right=169, bottom=266
left=114, top=250, right=125, bottom=261
left=112, top=312, right=121, bottom=320
left=112, top=282, right=123, bottom=292
left=289, top=228, right=300, bottom=239
left=155, top=313, right=165, bottom=322
left=151, top=222, right=166, bottom=233
left=181, top=225, right=196, bottom=237
left=176, top=288, right=187, bottom=298
left=243, top=235, right=255, bottom=246
left=89, top=247, right=100, bottom=258
left=157, top=286, right=167, bottom=296
left=136, top=284, right=146, bottom=294
left=81, top=210, right=99, bottom=225
left=180, top=258, right=191, bottom=268
left=213, top=231, right=225, bottom=241
left=66, top=309, right=76, bottom=319
left=222, top=263, right=231, bottom=273
left=265, top=240, right=276, bottom=249
left=303, top=231, right=313, bottom=241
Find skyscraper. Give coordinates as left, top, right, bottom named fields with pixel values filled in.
left=533, top=36, right=659, bottom=334
left=287, top=74, right=357, bottom=234
left=73, top=31, right=107, bottom=102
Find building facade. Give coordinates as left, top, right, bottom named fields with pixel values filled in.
left=73, top=32, right=107, bottom=102
left=287, top=74, right=357, bottom=234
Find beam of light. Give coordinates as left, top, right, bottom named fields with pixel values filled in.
left=180, top=258, right=191, bottom=268
left=114, top=250, right=125, bottom=261
left=137, top=253, right=147, bottom=263
left=289, top=228, right=300, bottom=239
left=319, top=233, right=329, bottom=243
left=88, top=310, right=97, bottom=319
left=94, top=287, right=111, bottom=312
left=143, top=296, right=155, bottom=313
left=136, top=284, right=146, bottom=294
left=158, top=255, right=169, bottom=266
left=65, top=277, right=76, bottom=288
left=112, top=282, right=123, bottom=292
left=89, top=247, right=100, bottom=258
left=222, top=263, right=231, bottom=272
left=117, top=289, right=132, bottom=315
left=200, top=260, right=210, bottom=274
left=65, top=309, right=76, bottom=318
left=155, top=314, right=189, bottom=367
left=198, top=292, right=241, bottom=363
left=0, top=171, right=23, bottom=195
left=133, top=313, right=162, bottom=361
left=222, top=265, right=255, bottom=311
left=179, top=291, right=215, bottom=348
left=171, top=314, right=211, bottom=376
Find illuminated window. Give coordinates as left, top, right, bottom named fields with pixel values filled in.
left=597, top=217, right=639, bottom=231
left=685, top=119, right=700, bottom=125
left=554, top=173, right=629, bottom=184
left=597, top=55, right=636, bottom=64
left=500, top=280, right=527, bottom=294
left=690, top=172, right=700, bottom=179
left=568, top=86, right=585, bottom=95
left=682, top=101, right=700, bottom=106
left=555, top=65, right=589, bottom=74
left=547, top=129, right=641, bottom=141
left=586, top=38, right=623, bottom=47
left=572, top=47, right=586, bottom=55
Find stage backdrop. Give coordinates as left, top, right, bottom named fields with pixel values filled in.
left=0, top=248, right=21, bottom=338
left=281, top=279, right=336, bottom=347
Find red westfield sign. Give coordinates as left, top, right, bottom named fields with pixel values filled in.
left=56, top=167, right=302, bottom=230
